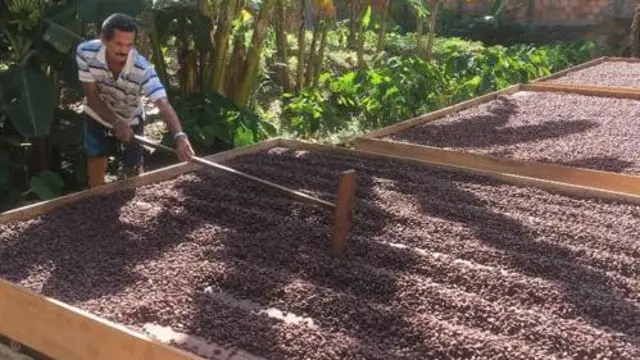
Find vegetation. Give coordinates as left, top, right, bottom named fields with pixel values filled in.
left=0, top=0, right=606, bottom=211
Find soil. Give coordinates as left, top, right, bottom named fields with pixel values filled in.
left=549, top=61, right=640, bottom=88
left=0, top=147, right=638, bottom=360
left=384, top=91, right=640, bottom=174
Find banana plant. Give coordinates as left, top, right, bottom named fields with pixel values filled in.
left=0, top=0, right=149, bottom=138
left=0, top=0, right=149, bottom=207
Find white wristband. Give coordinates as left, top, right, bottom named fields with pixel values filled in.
left=172, top=132, right=187, bottom=141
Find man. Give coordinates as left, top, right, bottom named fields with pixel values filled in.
left=75, top=13, right=195, bottom=188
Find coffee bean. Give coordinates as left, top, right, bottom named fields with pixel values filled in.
left=0, top=148, right=638, bottom=359
left=386, top=90, right=640, bottom=175
left=549, top=62, right=640, bottom=88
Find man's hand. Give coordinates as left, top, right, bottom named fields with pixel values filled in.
left=175, top=135, right=195, bottom=162
left=113, top=120, right=134, bottom=143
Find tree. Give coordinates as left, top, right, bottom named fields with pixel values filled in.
left=235, top=0, right=277, bottom=107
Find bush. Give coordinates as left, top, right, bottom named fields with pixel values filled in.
left=279, top=38, right=597, bottom=143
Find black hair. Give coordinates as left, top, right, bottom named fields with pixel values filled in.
left=101, top=13, right=139, bottom=41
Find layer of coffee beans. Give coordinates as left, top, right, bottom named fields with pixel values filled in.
left=548, top=61, right=640, bottom=88
left=1, top=147, right=638, bottom=359
left=384, top=91, right=640, bottom=174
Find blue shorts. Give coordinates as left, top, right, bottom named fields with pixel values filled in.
left=83, top=113, right=144, bottom=169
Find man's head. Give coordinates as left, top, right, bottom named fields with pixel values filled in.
left=100, top=13, right=138, bottom=65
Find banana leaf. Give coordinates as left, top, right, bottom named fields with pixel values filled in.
left=3, top=66, right=56, bottom=138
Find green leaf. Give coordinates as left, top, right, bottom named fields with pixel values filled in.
left=30, top=170, right=64, bottom=200
left=490, top=0, right=506, bottom=18
left=78, top=0, right=100, bottom=22
left=50, top=109, right=83, bottom=147
left=233, top=126, right=255, bottom=147
left=5, top=67, right=56, bottom=138
left=43, top=20, right=83, bottom=53
left=362, top=6, right=372, bottom=29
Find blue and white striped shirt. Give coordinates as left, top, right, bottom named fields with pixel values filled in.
left=76, top=39, right=167, bottom=126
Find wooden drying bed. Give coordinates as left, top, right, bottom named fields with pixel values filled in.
left=353, top=82, right=640, bottom=202
left=2, top=138, right=640, bottom=360
left=531, top=56, right=640, bottom=93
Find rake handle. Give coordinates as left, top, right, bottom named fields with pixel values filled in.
left=134, top=135, right=336, bottom=210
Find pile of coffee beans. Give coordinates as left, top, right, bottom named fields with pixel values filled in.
left=549, top=61, right=640, bottom=88
left=1, top=147, right=638, bottom=359
left=385, top=91, right=640, bottom=174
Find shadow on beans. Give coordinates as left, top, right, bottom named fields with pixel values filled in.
left=0, top=187, right=209, bottom=305
left=171, top=149, right=455, bottom=358
left=389, top=96, right=599, bottom=151
left=386, top=162, right=639, bottom=340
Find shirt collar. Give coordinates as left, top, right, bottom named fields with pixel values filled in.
left=96, top=42, right=136, bottom=75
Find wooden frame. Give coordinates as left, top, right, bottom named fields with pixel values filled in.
left=532, top=56, right=640, bottom=93
left=354, top=82, right=640, bottom=201
left=4, top=136, right=640, bottom=360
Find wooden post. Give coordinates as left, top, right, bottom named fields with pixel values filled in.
left=328, top=170, right=357, bottom=257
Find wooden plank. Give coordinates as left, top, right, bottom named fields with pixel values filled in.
left=531, top=56, right=606, bottom=83
left=521, top=83, right=640, bottom=99
left=358, top=84, right=522, bottom=139
left=328, top=170, right=358, bottom=257
left=0, top=279, right=202, bottom=360
left=280, top=139, right=640, bottom=205
left=601, top=56, right=640, bottom=63
left=352, top=137, right=640, bottom=205
left=0, top=138, right=284, bottom=225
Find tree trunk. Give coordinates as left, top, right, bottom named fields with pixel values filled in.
left=296, top=0, right=306, bottom=90
left=376, top=0, right=389, bottom=53
left=631, top=5, right=640, bottom=58
left=312, top=21, right=329, bottom=87
left=356, top=8, right=366, bottom=69
left=274, top=0, right=291, bottom=91
left=225, top=33, right=247, bottom=98
left=416, top=13, right=424, bottom=55
left=305, top=22, right=320, bottom=87
left=197, top=0, right=213, bottom=17
left=138, top=11, right=152, bottom=58
left=235, top=0, right=277, bottom=107
left=348, top=1, right=359, bottom=49
left=178, top=16, right=193, bottom=96
left=210, top=0, right=237, bottom=94
left=198, top=0, right=215, bottom=92
left=425, top=0, right=441, bottom=61
left=148, top=13, right=169, bottom=89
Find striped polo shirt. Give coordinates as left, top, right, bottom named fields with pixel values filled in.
left=75, top=39, right=167, bottom=126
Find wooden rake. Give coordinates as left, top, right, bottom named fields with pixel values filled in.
left=134, top=135, right=357, bottom=256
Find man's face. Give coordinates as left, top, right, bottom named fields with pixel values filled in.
left=103, top=29, right=135, bottom=64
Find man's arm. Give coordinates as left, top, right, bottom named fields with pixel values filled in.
left=142, top=67, right=194, bottom=161
left=76, top=45, right=132, bottom=141
left=82, top=82, right=123, bottom=126
left=82, top=81, right=133, bottom=142
left=155, top=97, right=195, bottom=161
left=155, top=98, right=184, bottom=136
